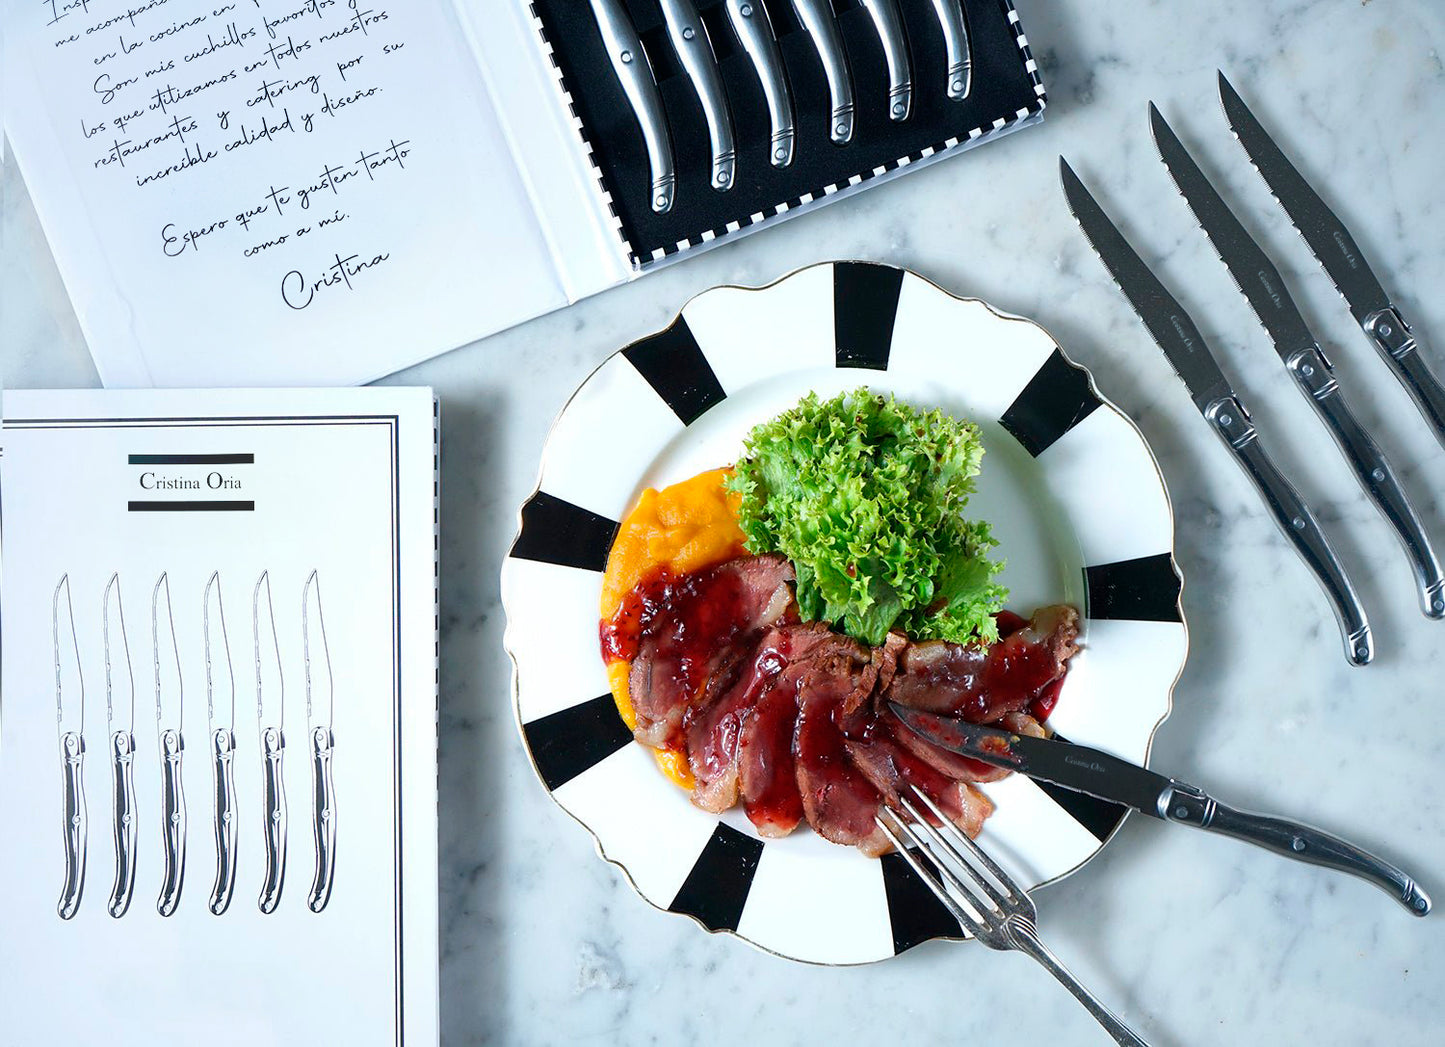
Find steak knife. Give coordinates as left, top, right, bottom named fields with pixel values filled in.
left=54, top=574, right=87, bottom=920
left=254, top=572, right=287, bottom=914
left=891, top=704, right=1432, bottom=916
left=303, top=570, right=337, bottom=913
left=792, top=0, right=855, bottom=144
left=153, top=572, right=187, bottom=917
left=659, top=0, right=736, bottom=191
left=102, top=574, right=138, bottom=918
left=1150, top=104, right=1445, bottom=620
left=723, top=0, right=795, bottom=167
left=928, top=0, right=971, bottom=100
left=861, top=0, right=912, bottom=121
left=1219, top=72, right=1445, bottom=448
left=1061, top=157, right=1374, bottom=666
left=588, top=0, right=676, bottom=213
left=203, top=572, right=238, bottom=916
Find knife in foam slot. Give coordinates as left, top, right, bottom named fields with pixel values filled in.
left=890, top=703, right=1432, bottom=916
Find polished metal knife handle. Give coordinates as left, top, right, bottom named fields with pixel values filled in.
left=589, top=0, right=676, bottom=213
left=1287, top=347, right=1445, bottom=618
left=308, top=726, right=337, bottom=913
left=861, top=0, right=912, bottom=120
left=107, top=732, right=137, bottom=918
left=1163, top=781, right=1431, bottom=916
left=209, top=728, right=237, bottom=915
left=1365, top=306, right=1445, bottom=449
left=724, top=0, right=795, bottom=167
left=1205, top=395, right=1373, bottom=665
left=157, top=729, right=186, bottom=916
left=58, top=731, right=87, bottom=920
left=792, top=0, right=855, bottom=144
left=259, top=727, right=287, bottom=914
left=928, top=0, right=971, bottom=99
left=659, top=0, right=736, bottom=191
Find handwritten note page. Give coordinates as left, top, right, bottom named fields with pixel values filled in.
left=6, top=0, right=577, bottom=386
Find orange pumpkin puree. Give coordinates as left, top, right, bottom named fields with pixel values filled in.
left=600, top=467, right=747, bottom=788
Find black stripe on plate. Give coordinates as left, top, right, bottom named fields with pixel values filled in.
left=998, top=349, right=1102, bottom=457
left=1084, top=553, right=1183, bottom=622
left=509, top=491, right=619, bottom=573
left=622, top=317, right=728, bottom=426
left=668, top=823, right=764, bottom=933
left=128, top=453, right=254, bottom=465
left=128, top=501, right=254, bottom=512
left=881, top=850, right=963, bottom=954
left=522, top=694, right=634, bottom=792
left=834, top=262, right=905, bottom=370
left=1033, top=779, right=1131, bottom=843
left=1035, top=732, right=1132, bottom=843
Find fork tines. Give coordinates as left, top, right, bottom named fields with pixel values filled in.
left=875, top=789, right=1031, bottom=945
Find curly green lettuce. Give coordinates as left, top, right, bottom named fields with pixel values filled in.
left=725, top=389, right=1007, bottom=647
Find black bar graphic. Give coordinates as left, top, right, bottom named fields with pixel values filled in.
left=128, top=501, right=255, bottom=512
left=128, top=454, right=254, bottom=465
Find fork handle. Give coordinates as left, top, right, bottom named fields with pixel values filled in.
left=1010, top=921, right=1151, bottom=1046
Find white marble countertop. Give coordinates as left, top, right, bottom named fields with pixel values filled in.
left=6, top=1, right=1445, bottom=1043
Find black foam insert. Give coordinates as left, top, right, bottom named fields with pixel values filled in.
left=531, top=0, right=1044, bottom=263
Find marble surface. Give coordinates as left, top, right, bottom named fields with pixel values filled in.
left=6, top=1, right=1445, bottom=1043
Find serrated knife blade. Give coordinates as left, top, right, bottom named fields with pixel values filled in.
left=1218, top=71, right=1445, bottom=447
left=1060, top=156, right=1373, bottom=665
left=1150, top=104, right=1445, bottom=619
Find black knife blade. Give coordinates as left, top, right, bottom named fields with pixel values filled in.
left=1060, top=155, right=1373, bottom=665
left=1216, top=72, right=1389, bottom=325
left=1150, top=103, right=1445, bottom=619
left=1219, top=72, right=1445, bottom=447
left=1059, top=158, right=1232, bottom=412
left=1149, top=103, right=1315, bottom=361
left=889, top=702, right=1432, bottom=915
left=889, top=704, right=1170, bottom=816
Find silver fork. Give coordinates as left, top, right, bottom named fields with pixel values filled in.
left=877, top=789, right=1151, bottom=1046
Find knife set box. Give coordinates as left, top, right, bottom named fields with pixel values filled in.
left=531, top=0, right=1047, bottom=264
left=5, top=0, right=1043, bottom=388
left=0, top=389, right=440, bottom=1046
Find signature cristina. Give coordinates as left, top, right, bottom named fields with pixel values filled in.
left=281, top=250, right=391, bottom=310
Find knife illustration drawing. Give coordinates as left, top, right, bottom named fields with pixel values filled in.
left=54, top=574, right=87, bottom=921
left=103, top=574, right=138, bottom=918
left=255, top=572, right=288, bottom=914
left=303, top=570, right=337, bottom=913
left=203, top=572, right=238, bottom=915
left=153, top=572, right=187, bottom=917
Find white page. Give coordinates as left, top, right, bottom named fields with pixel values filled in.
left=3, top=1, right=570, bottom=387
left=0, top=388, right=439, bottom=1046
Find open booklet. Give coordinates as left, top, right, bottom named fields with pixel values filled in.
left=0, top=388, right=439, bottom=1046
left=4, top=1, right=1043, bottom=387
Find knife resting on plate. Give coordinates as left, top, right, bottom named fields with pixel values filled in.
left=892, top=704, right=1432, bottom=916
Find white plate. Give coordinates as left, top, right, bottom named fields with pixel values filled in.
left=502, top=262, right=1187, bottom=964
